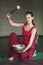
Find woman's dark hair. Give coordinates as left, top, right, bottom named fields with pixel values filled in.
left=25, top=11, right=34, bottom=17
left=25, top=11, right=38, bottom=43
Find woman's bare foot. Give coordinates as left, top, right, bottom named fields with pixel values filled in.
left=32, top=50, right=37, bottom=57
left=9, top=57, right=14, bottom=61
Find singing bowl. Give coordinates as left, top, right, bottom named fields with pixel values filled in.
left=12, top=44, right=25, bottom=52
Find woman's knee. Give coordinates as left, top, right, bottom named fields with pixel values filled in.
left=10, top=32, right=16, bottom=36
left=9, top=32, right=17, bottom=39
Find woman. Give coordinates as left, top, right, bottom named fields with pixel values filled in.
left=6, top=11, right=37, bottom=61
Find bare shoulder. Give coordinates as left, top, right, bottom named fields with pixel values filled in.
left=21, top=23, right=24, bottom=27
left=31, top=27, right=37, bottom=34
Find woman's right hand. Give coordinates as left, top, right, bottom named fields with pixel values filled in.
left=6, top=13, right=11, bottom=19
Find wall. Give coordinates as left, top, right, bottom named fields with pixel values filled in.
left=0, top=0, right=43, bottom=36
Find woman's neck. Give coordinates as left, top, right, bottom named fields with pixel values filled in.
left=27, top=23, right=33, bottom=27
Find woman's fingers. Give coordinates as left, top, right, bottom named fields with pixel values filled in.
left=6, top=13, right=11, bottom=19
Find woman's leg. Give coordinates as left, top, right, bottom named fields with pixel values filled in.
left=19, top=51, right=28, bottom=61
left=8, top=32, right=22, bottom=58
left=19, top=48, right=35, bottom=61
left=27, top=48, right=35, bottom=58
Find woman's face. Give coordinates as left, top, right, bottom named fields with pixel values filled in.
left=25, top=14, right=34, bottom=24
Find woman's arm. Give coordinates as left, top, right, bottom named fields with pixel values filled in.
left=6, top=13, right=24, bottom=27
left=22, top=28, right=37, bottom=52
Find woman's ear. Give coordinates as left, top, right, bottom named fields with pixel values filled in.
left=32, top=16, right=34, bottom=20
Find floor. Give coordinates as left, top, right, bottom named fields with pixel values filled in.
left=0, top=59, right=43, bottom=65
left=0, top=52, right=43, bottom=65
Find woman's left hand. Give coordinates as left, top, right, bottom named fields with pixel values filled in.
left=22, top=49, right=26, bottom=52
left=17, top=49, right=26, bottom=53
left=17, top=50, right=23, bottom=53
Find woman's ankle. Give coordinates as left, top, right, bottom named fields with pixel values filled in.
left=9, top=57, right=14, bottom=61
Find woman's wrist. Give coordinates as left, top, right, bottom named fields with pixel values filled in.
left=8, top=17, right=10, bottom=20
left=22, top=49, right=27, bottom=52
